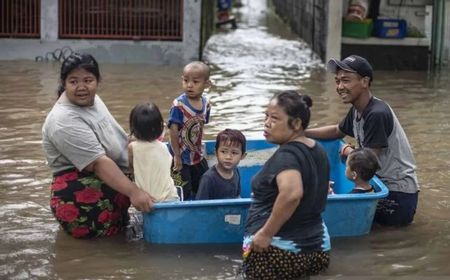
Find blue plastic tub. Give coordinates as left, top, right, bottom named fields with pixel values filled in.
left=143, top=139, right=389, bottom=244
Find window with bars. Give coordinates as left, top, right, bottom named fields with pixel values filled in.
left=0, top=0, right=40, bottom=38
left=59, top=0, right=183, bottom=40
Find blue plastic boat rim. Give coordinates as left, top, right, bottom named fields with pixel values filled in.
left=152, top=198, right=252, bottom=209
left=152, top=138, right=390, bottom=209
left=151, top=177, right=388, bottom=210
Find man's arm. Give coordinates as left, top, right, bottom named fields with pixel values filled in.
left=305, top=124, right=346, bottom=139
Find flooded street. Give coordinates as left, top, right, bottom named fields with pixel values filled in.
left=1, top=0, right=450, bottom=279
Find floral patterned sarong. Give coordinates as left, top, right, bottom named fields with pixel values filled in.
left=50, top=169, right=130, bottom=238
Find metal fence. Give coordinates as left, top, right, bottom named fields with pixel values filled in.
left=59, top=0, right=183, bottom=40
left=0, top=0, right=40, bottom=38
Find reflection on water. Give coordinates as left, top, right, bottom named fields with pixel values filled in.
left=203, top=1, right=322, bottom=137
left=1, top=0, right=450, bottom=279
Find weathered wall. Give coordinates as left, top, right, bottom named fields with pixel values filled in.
left=342, top=43, right=429, bottom=70
left=0, top=0, right=206, bottom=65
left=443, top=0, right=450, bottom=66
left=200, top=0, right=216, bottom=59
left=271, top=0, right=329, bottom=61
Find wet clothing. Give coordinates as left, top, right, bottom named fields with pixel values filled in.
left=351, top=185, right=375, bottom=193
left=195, top=165, right=240, bottom=200
left=42, top=93, right=131, bottom=238
left=177, top=158, right=209, bottom=200
left=339, top=97, right=419, bottom=194
left=243, top=141, right=331, bottom=277
left=375, top=190, right=418, bottom=226
left=42, top=94, right=129, bottom=173
left=168, top=93, right=211, bottom=199
left=242, top=246, right=330, bottom=280
left=130, top=140, right=179, bottom=202
left=167, top=93, right=211, bottom=166
left=50, top=169, right=130, bottom=238
left=245, top=142, right=330, bottom=252
left=339, top=96, right=419, bottom=225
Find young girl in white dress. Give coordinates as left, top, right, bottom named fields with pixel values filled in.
left=128, top=102, right=179, bottom=202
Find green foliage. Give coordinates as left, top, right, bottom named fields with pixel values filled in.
left=171, top=171, right=187, bottom=188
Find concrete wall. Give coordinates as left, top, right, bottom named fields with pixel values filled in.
left=326, top=1, right=343, bottom=62
left=0, top=0, right=203, bottom=65
left=444, top=0, right=450, bottom=66
left=342, top=43, right=429, bottom=70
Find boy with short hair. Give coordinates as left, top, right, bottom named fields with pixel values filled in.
left=168, top=61, right=212, bottom=200
left=196, top=129, right=247, bottom=200
left=344, top=147, right=380, bottom=193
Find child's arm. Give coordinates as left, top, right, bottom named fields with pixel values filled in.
left=205, top=101, right=211, bottom=124
left=169, top=123, right=182, bottom=171
left=127, top=142, right=134, bottom=179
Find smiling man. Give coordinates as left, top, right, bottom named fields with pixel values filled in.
left=305, top=55, right=420, bottom=227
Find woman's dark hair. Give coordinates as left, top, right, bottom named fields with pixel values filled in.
left=272, top=90, right=313, bottom=130
left=57, top=53, right=101, bottom=97
left=348, top=148, right=381, bottom=181
left=129, top=102, right=164, bottom=141
left=215, top=129, right=247, bottom=154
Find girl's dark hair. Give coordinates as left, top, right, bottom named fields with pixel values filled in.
left=129, top=102, right=164, bottom=141
left=215, top=129, right=247, bottom=154
left=348, top=148, right=381, bottom=181
left=57, top=53, right=101, bottom=97
left=272, top=90, right=313, bottom=130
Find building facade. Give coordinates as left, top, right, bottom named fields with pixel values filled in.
left=271, top=0, right=448, bottom=70
left=0, top=0, right=215, bottom=65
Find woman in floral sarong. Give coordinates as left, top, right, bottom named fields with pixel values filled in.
left=42, top=53, right=154, bottom=238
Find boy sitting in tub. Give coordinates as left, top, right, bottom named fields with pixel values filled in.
left=344, top=147, right=381, bottom=193
left=195, top=129, right=247, bottom=200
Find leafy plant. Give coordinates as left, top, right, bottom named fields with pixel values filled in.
left=171, top=171, right=187, bottom=188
